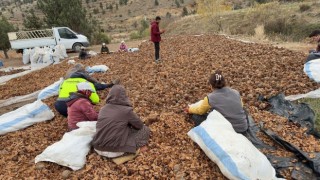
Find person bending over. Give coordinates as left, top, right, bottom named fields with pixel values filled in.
left=54, top=63, right=120, bottom=117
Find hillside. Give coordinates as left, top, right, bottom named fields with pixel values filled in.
left=0, top=0, right=196, bottom=42
left=165, top=1, right=320, bottom=42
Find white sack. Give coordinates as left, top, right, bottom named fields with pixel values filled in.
left=0, top=100, right=54, bottom=135
left=187, top=110, right=281, bottom=180
left=37, top=78, right=63, bottom=100
left=22, top=49, right=30, bottom=64
left=35, top=121, right=97, bottom=171
left=88, top=51, right=98, bottom=56
left=304, top=59, right=320, bottom=83
left=54, top=45, right=64, bottom=59
left=86, top=65, right=109, bottom=73
left=59, top=44, right=68, bottom=58
left=128, top=48, right=139, bottom=52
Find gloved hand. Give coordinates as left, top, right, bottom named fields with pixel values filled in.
left=112, top=78, right=120, bottom=85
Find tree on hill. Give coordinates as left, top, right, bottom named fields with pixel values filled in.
left=0, top=16, right=15, bottom=59
left=23, top=9, right=43, bottom=29
left=182, top=7, right=188, bottom=16
left=175, top=0, right=180, bottom=8
left=119, top=0, right=128, bottom=6
left=155, top=0, right=159, bottom=6
left=36, top=0, right=97, bottom=39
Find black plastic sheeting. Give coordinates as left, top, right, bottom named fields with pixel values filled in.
left=262, top=129, right=320, bottom=180
left=267, top=93, right=319, bottom=138
left=246, top=93, right=320, bottom=179
left=245, top=115, right=320, bottom=179
left=306, top=53, right=320, bottom=63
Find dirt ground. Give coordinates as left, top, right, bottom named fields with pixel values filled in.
left=0, top=38, right=315, bottom=69
left=0, top=40, right=144, bottom=68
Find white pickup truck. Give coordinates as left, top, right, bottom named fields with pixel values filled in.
left=8, top=27, right=89, bottom=52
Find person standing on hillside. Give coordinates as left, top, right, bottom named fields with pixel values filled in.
left=151, top=16, right=165, bottom=63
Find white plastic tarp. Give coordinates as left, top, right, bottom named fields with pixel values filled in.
left=0, top=69, right=35, bottom=85
left=304, top=59, right=320, bottom=83
left=285, top=88, right=320, bottom=101
left=37, top=78, right=63, bottom=100
left=0, top=100, right=54, bottom=135
left=0, top=90, right=40, bottom=108
left=35, top=121, right=97, bottom=171
left=187, top=110, right=281, bottom=180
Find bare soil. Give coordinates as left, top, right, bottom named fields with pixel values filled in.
left=0, top=40, right=144, bottom=68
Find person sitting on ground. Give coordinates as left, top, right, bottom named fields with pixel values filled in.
left=101, top=43, right=110, bottom=54
left=309, top=41, right=320, bottom=53
left=309, top=30, right=320, bottom=42
left=54, top=63, right=120, bottom=117
left=92, top=85, right=150, bottom=158
left=185, top=70, right=248, bottom=134
left=67, top=82, right=98, bottom=131
left=79, top=46, right=91, bottom=60
left=118, top=41, right=128, bottom=52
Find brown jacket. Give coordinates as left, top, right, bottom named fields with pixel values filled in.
left=92, top=85, right=143, bottom=153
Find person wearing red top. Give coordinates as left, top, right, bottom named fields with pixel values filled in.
left=67, top=82, right=98, bottom=131
left=150, top=16, right=165, bottom=63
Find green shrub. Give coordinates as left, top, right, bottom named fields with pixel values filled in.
left=93, top=8, right=99, bottom=14
left=91, top=32, right=111, bottom=45
left=130, top=31, right=141, bottom=39
left=299, top=4, right=311, bottom=12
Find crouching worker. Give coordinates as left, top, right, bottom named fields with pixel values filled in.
left=65, top=63, right=116, bottom=91
left=92, top=85, right=150, bottom=158
left=67, top=82, right=98, bottom=131
left=79, top=47, right=91, bottom=60
left=54, top=63, right=119, bottom=117
left=101, top=43, right=110, bottom=54
left=185, top=70, right=248, bottom=134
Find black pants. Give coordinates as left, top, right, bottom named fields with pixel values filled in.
left=54, top=100, right=68, bottom=117
left=154, top=42, right=160, bottom=60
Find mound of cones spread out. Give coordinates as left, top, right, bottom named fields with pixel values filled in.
left=0, top=35, right=319, bottom=179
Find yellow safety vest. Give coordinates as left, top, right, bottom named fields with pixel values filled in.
left=57, top=78, right=99, bottom=104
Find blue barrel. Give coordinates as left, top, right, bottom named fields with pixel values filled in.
left=0, top=60, right=3, bottom=67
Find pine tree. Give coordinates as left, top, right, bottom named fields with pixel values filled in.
left=182, top=7, right=188, bottom=16
left=23, top=9, right=43, bottom=29
left=37, top=0, right=97, bottom=38
left=175, top=0, right=180, bottom=8
left=0, top=16, right=15, bottom=58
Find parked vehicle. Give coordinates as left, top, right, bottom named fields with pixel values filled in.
left=8, top=27, right=89, bottom=52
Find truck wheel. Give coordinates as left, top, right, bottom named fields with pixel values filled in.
left=72, top=43, right=82, bottom=52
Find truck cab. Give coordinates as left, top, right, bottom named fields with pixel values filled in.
left=54, top=27, right=89, bottom=52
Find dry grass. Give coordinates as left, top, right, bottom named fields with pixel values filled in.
left=254, top=24, right=266, bottom=41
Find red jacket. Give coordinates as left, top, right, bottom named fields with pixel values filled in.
left=151, top=21, right=161, bottom=42
left=67, top=94, right=98, bottom=130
